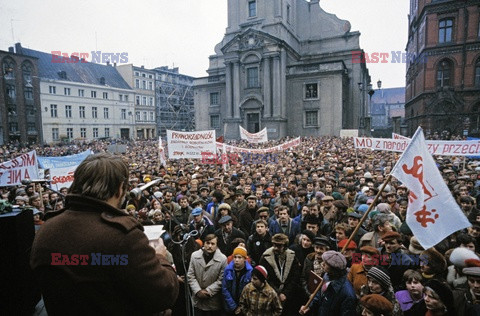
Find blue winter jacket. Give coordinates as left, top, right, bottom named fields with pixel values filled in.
left=309, top=274, right=357, bottom=316
left=221, top=260, right=253, bottom=312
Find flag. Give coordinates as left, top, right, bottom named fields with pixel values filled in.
left=391, top=127, right=470, bottom=249
left=158, top=136, right=167, bottom=167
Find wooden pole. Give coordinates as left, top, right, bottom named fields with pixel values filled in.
left=341, top=174, right=393, bottom=254
left=303, top=274, right=324, bottom=308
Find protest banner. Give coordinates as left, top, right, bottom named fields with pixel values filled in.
left=354, top=137, right=480, bottom=156
left=239, top=126, right=268, bottom=143
left=392, top=132, right=410, bottom=140
left=37, top=150, right=93, bottom=169
left=50, top=166, right=76, bottom=190
left=391, top=127, right=470, bottom=249
left=167, top=130, right=216, bottom=159
left=340, top=129, right=359, bottom=138
left=216, top=137, right=301, bottom=154
left=0, top=151, right=39, bottom=186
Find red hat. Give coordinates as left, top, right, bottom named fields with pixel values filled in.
left=253, top=265, right=268, bottom=282
left=338, top=239, right=357, bottom=250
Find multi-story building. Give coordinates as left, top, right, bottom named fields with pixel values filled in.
left=15, top=43, right=135, bottom=143
left=405, top=0, right=480, bottom=137
left=370, top=87, right=406, bottom=137
left=194, top=0, right=372, bottom=139
left=0, top=46, right=42, bottom=144
left=116, top=64, right=156, bottom=139
left=154, top=66, right=194, bottom=137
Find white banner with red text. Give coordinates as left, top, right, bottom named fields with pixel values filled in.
left=0, top=151, right=39, bottom=186
left=216, top=137, right=301, bottom=153
left=354, top=137, right=480, bottom=156
left=167, top=130, right=216, bottom=159
left=392, top=133, right=410, bottom=140
left=239, top=126, right=268, bottom=143
left=50, top=166, right=76, bottom=190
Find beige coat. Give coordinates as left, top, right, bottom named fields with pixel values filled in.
left=187, top=248, right=227, bottom=311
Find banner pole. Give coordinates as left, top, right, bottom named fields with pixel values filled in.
left=341, top=174, right=393, bottom=254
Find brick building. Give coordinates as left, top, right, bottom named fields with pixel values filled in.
left=405, top=0, right=480, bottom=137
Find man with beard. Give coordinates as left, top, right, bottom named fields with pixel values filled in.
left=215, top=215, right=246, bottom=256
left=238, top=195, right=258, bottom=236
left=320, top=195, right=337, bottom=223
left=259, top=233, right=301, bottom=315
left=188, top=234, right=227, bottom=315
left=231, top=189, right=247, bottom=218
left=164, top=189, right=181, bottom=213
left=30, top=153, right=179, bottom=315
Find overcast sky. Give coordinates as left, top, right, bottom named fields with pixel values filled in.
left=0, top=0, right=409, bottom=88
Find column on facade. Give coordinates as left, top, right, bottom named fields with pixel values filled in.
left=272, top=55, right=281, bottom=117
left=280, top=49, right=287, bottom=118
left=233, top=61, right=241, bottom=118
left=263, top=56, right=271, bottom=117
left=225, top=62, right=233, bottom=118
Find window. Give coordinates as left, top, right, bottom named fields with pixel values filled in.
left=136, top=111, right=140, bottom=121
left=437, top=59, right=452, bottom=87
left=121, top=109, right=127, bottom=120
left=305, top=83, right=318, bottom=99
left=136, top=96, right=140, bottom=105
left=79, top=106, right=85, bottom=118
left=210, top=115, right=220, bottom=128
left=105, top=128, right=110, bottom=137
left=134, top=71, right=139, bottom=76
left=103, top=92, right=108, bottom=99
left=149, top=74, right=153, bottom=79
left=78, top=89, right=84, bottom=97
left=150, top=111, right=154, bottom=121
left=305, top=111, right=318, bottom=127
left=80, top=128, right=86, bottom=138
left=22, top=63, right=32, bottom=83
left=149, top=97, right=154, bottom=106
left=49, top=86, right=56, bottom=94
left=91, top=91, right=97, bottom=98
left=65, top=105, right=72, bottom=118
left=64, top=88, right=71, bottom=95
left=24, top=87, right=33, bottom=99
left=142, top=73, right=146, bottom=78
left=27, top=123, right=36, bottom=133
left=52, top=128, right=59, bottom=141
left=287, top=4, right=291, bottom=24
left=439, top=19, right=453, bottom=43
left=475, top=59, right=480, bottom=87
left=50, top=104, right=58, bottom=118
left=210, top=92, right=219, bottom=105
left=93, top=128, right=98, bottom=138
left=142, top=96, right=147, bottom=105
left=3, top=59, right=15, bottom=79
left=142, top=80, right=147, bottom=89
left=125, top=95, right=129, bottom=102
left=9, top=122, right=18, bottom=133
left=247, top=67, right=259, bottom=88
left=143, top=111, right=147, bottom=121
left=6, top=85, right=16, bottom=99
left=92, top=107, right=98, bottom=118
left=135, top=79, right=140, bottom=88
left=148, top=82, right=153, bottom=90
left=104, top=107, right=109, bottom=119
left=66, top=128, right=73, bottom=139
left=248, top=0, right=256, bottom=17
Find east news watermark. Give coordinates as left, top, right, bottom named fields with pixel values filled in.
left=51, top=253, right=128, bottom=265
left=51, top=51, right=129, bottom=64
left=351, top=51, right=427, bottom=64
left=351, top=253, right=428, bottom=266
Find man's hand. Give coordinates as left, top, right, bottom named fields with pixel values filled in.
left=279, top=293, right=286, bottom=302
left=196, top=289, right=210, bottom=299
left=149, top=237, right=167, bottom=257
left=299, top=305, right=310, bottom=315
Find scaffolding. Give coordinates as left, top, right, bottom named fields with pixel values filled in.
left=155, top=67, right=195, bottom=137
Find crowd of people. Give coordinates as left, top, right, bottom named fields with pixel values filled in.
left=5, top=135, right=480, bottom=315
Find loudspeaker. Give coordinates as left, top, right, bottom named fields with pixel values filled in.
left=0, top=209, right=40, bottom=315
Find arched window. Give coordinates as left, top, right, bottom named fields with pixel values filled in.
left=2, top=58, right=15, bottom=79
left=437, top=59, right=452, bottom=87
left=22, top=62, right=33, bottom=85
left=475, top=58, right=480, bottom=88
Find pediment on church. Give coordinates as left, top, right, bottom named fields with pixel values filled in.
left=221, top=29, right=281, bottom=54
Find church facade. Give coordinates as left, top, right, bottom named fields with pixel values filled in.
left=194, top=0, right=371, bottom=139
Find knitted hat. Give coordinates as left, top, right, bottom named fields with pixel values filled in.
left=252, top=265, right=268, bottom=282
left=360, top=294, right=393, bottom=315
left=449, top=248, right=479, bottom=268
left=360, top=246, right=380, bottom=256
left=424, top=279, right=454, bottom=314
left=462, top=259, right=480, bottom=277
left=272, top=233, right=289, bottom=245
left=367, top=267, right=392, bottom=290
left=408, top=236, right=424, bottom=255
left=421, top=248, right=447, bottom=275
left=232, top=246, right=248, bottom=258
left=321, top=250, right=347, bottom=270
left=338, top=239, right=357, bottom=250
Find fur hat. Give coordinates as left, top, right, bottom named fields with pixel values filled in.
left=408, top=236, right=424, bottom=255
left=449, top=247, right=479, bottom=268
left=421, top=248, right=447, bottom=275
left=272, top=233, right=289, bottom=245
left=360, top=294, right=393, bottom=315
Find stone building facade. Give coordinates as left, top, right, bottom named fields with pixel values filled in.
left=405, top=0, right=480, bottom=137
left=194, top=0, right=371, bottom=139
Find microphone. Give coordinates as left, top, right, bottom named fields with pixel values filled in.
left=129, top=179, right=161, bottom=199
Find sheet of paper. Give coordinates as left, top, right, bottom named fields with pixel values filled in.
left=143, top=225, right=165, bottom=241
